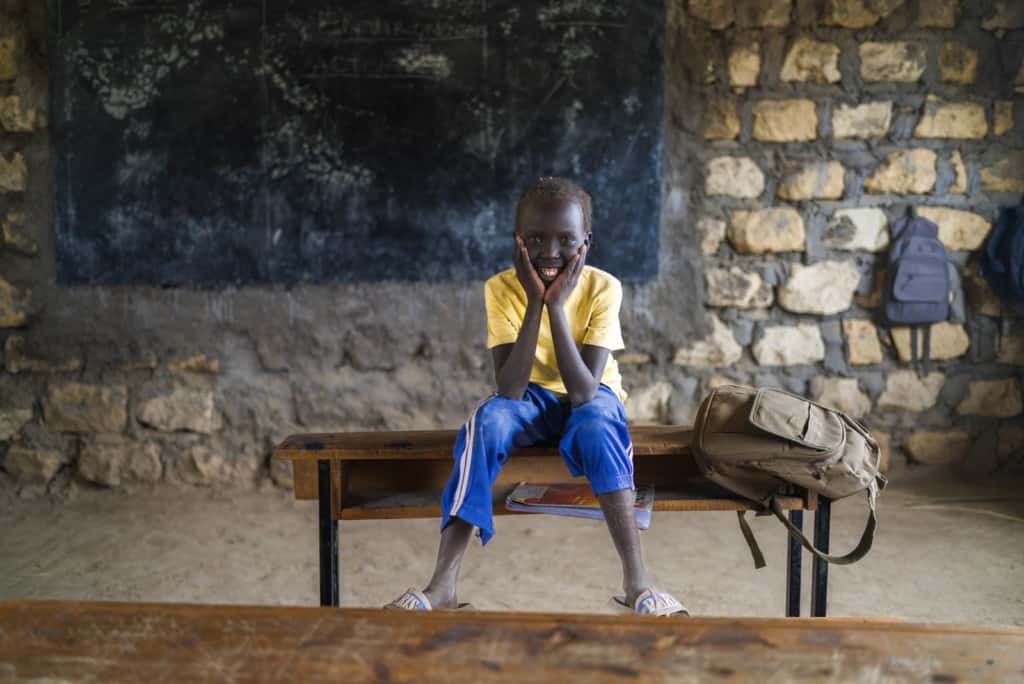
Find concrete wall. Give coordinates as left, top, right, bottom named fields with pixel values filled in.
left=1, top=0, right=1023, bottom=497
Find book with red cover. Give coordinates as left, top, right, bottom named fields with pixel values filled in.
left=504, top=482, right=654, bottom=529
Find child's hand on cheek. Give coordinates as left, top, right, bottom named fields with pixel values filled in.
left=543, top=243, right=587, bottom=308
left=514, top=236, right=546, bottom=304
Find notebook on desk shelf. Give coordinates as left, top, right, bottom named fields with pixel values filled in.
left=504, top=482, right=654, bottom=529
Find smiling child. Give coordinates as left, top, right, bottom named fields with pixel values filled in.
left=387, top=177, right=687, bottom=616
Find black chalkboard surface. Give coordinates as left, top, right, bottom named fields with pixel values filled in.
left=51, top=0, right=664, bottom=286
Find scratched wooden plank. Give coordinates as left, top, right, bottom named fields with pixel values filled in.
left=292, top=460, right=317, bottom=500
left=2, top=601, right=1022, bottom=683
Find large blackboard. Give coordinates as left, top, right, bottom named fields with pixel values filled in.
left=51, top=0, right=664, bottom=286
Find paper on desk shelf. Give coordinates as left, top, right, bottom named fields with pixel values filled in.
left=504, top=482, right=654, bottom=530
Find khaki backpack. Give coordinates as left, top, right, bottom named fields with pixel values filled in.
left=692, top=384, right=887, bottom=568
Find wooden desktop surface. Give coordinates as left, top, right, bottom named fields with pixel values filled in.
left=275, top=425, right=693, bottom=461
left=2, top=600, right=1021, bottom=683
left=274, top=426, right=803, bottom=514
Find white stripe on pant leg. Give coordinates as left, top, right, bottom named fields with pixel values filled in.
left=451, top=396, right=487, bottom=517
left=450, top=407, right=478, bottom=517
left=450, top=394, right=494, bottom=518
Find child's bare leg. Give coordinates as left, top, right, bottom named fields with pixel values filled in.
left=421, top=516, right=475, bottom=608
left=597, top=488, right=652, bottom=606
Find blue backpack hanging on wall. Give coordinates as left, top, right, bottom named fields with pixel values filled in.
left=882, top=208, right=951, bottom=375
left=980, top=200, right=1024, bottom=315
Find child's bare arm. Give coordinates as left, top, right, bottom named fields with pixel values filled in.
left=545, top=244, right=605, bottom=406
left=549, top=310, right=607, bottom=406
left=491, top=237, right=546, bottom=399
left=491, top=304, right=541, bottom=399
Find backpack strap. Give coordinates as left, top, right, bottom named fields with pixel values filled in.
left=735, top=511, right=767, bottom=569
left=735, top=482, right=880, bottom=568
left=770, top=483, right=879, bottom=566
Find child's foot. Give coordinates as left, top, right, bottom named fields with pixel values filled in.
left=624, top=586, right=647, bottom=608
left=383, top=587, right=470, bottom=611
left=384, top=588, right=433, bottom=610
left=613, top=587, right=689, bottom=617
left=422, top=586, right=459, bottom=609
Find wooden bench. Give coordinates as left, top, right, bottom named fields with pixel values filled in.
left=274, top=426, right=834, bottom=617
left=5, top=600, right=1024, bottom=681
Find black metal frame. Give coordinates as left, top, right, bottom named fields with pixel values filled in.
left=315, top=463, right=832, bottom=616
left=811, top=497, right=831, bottom=617
left=785, top=510, right=802, bottom=617
left=783, top=497, right=832, bottom=617
left=318, top=460, right=339, bottom=607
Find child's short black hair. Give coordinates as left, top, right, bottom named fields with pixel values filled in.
left=514, top=177, right=593, bottom=233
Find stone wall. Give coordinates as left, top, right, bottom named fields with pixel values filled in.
left=670, top=0, right=1024, bottom=473
left=1, top=0, right=1023, bottom=497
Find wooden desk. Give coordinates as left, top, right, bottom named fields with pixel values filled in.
left=274, top=427, right=831, bottom=616
left=3, top=600, right=1022, bottom=683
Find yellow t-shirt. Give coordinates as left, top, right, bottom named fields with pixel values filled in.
left=484, top=265, right=628, bottom=404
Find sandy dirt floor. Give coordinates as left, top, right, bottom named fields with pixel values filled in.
left=1, top=468, right=1022, bottom=625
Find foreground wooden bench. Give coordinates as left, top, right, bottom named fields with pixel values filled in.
left=274, top=426, right=834, bottom=616
left=4, top=600, right=1023, bottom=682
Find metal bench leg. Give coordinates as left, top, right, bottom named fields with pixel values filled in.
left=811, top=497, right=831, bottom=617
left=785, top=509, right=802, bottom=617
left=318, top=459, right=339, bottom=607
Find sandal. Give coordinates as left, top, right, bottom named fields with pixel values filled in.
left=384, top=588, right=473, bottom=611
left=610, top=588, right=689, bottom=617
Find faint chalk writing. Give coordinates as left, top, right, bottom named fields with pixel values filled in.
left=69, top=0, right=226, bottom=119
left=395, top=45, right=453, bottom=79
left=302, top=52, right=453, bottom=80
left=537, top=0, right=627, bottom=24
left=318, top=14, right=484, bottom=41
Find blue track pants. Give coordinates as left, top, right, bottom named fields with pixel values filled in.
left=440, top=383, right=634, bottom=545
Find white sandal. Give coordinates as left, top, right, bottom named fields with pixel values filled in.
left=384, top=588, right=473, bottom=611
left=610, top=588, right=689, bottom=617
